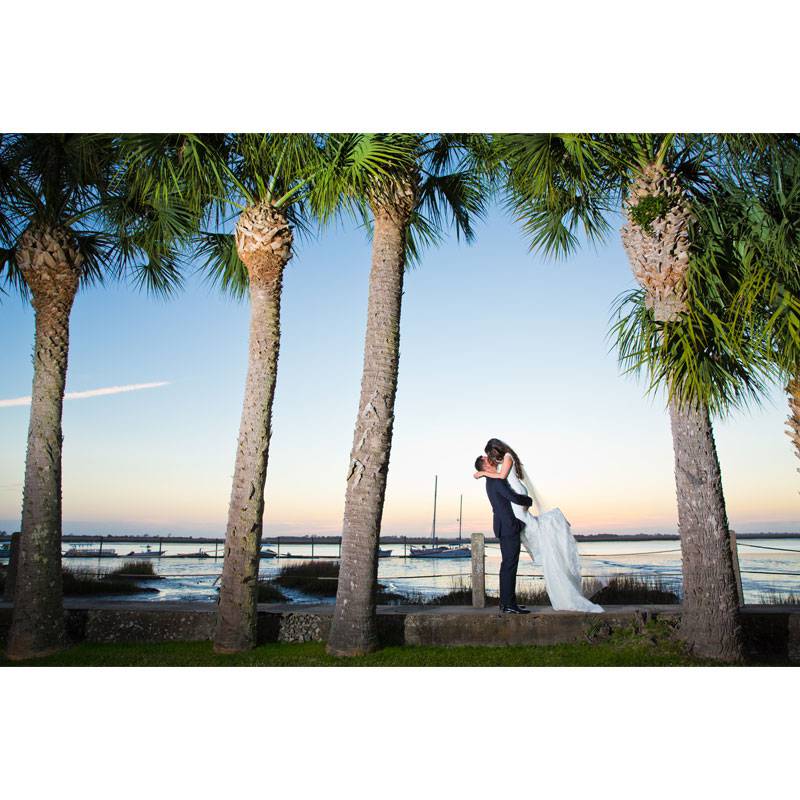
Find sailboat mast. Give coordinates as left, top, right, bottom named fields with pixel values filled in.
left=458, top=493, right=463, bottom=542
left=432, top=475, right=438, bottom=546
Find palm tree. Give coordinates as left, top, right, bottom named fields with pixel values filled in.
left=181, top=133, right=323, bottom=654
left=0, top=134, right=193, bottom=660
left=325, top=134, right=490, bottom=657
left=147, top=134, right=414, bottom=653
left=611, top=185, right=781, bottom=652
left=497, top=133, right=778, bottom=662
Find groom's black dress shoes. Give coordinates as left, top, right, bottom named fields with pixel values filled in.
left=500, top=605, right=530, bottom=614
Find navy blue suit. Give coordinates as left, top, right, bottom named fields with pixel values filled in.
left=484, top=478, right=533, bottom=608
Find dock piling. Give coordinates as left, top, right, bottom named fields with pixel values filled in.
left=730, top=530, right=745, bottom=606
left=471, top=532, right=485, bottom=608
left=3, top=532, right=20, bottom=602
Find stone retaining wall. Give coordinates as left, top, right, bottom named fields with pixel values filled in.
left=0, top=602, right=797, bottom=661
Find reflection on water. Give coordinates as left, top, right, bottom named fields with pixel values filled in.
left=2, top=538, right=798, bottom=604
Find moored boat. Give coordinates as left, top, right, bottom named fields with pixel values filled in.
left=171, top=549, right=212, bottom=558
left=63, top=545, right=118, bottom=558
left=409, top=544, right=471, bottom=558
left=125, top=545, right=165, bottom=557
left=410, top=476, right=471, bottom=559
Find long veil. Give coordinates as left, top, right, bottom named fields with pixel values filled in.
left=520, top=464, right=551, bottom=515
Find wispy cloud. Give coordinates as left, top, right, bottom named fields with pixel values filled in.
left=0, top=382, right=170, bottom=408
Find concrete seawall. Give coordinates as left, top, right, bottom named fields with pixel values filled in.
left=1, top=600, right=798, bottom=661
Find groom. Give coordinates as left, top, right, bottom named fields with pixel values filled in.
left=474, top=455, right=532, bottom=614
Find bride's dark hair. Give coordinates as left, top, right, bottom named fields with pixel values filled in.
left=485, top=438, right=524, bottom=479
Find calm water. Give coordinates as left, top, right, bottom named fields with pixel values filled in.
left=5, top=536, right=797, bottom=605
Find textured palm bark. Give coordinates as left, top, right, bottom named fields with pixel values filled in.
left=786, top=374, right=800, bottom=485
left=669, top=397, right=744, bottom=662
left=5, top=225, right=81, bottom=660
left=213, top=204, right=292, bottom=653
left=327, top=187, right=414, bottom=657
left=621, top=163, right=692, bottom=323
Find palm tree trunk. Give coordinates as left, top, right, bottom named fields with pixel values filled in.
left=786, top=373, right=800, bottom=484
left=213, top=204, right=290, bottom=653
left=327, top=199, right=412, bottom=657
left=668, top=395, right=744, bottom=662
left=5, top=226, right=80, bottom=661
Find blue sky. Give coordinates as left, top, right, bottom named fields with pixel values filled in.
left=1, top=201, right=798, bottom=537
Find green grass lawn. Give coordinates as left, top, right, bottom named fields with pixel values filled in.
left=0, top=633, right=727, bottom=667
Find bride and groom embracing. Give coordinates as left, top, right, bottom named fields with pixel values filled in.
left=474, top=438, right=604, bottom=614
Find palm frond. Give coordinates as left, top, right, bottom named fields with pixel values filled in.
left=417, top=169, right=486, bottom=245
left=497, top=133, right=621, bottom=257
left=0, top=245, right=27, bottom=299
left=196, top=231, right=248, bottom=300
left=129, top=249, right=184, bottom=298
left=405, top=211, right=443, bottom=268
left=609, top=288, right=773, bottom=416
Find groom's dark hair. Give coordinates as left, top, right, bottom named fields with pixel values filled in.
left=474, top=455, right=485, bottom=472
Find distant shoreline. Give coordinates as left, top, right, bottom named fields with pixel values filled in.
left=1, top=531, right=798, bottom=544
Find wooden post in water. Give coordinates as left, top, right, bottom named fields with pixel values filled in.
left=471, top=532, right=485, bottom=608
left=3, top=532, right=20, bottom=602
left=214, top=541, right=218, bottom=560
left=730, top=530, right=744, bottom=606
left=277, top=537, right=281, bottom=558
left=311, top=536, right=315, bottom=559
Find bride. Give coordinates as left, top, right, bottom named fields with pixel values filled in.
left=474, top=438, right=604, bottom=613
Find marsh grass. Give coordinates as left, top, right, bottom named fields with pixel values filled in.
left=270, top=560, right=402, bottom=602
left=257, top=581, right=289, bottom=602
left=61, top=564, right=158, bottom=596
left=107, top=561, right=158, bottom=578
left=401, top=574, right=681, bottom=606
left=754, top=591, right=800, bottom=605
left=0, top=561, right=158, bottom=597
left=273, top=560, right=340, bottom=595
left=587, top=575, right=680, bottom=605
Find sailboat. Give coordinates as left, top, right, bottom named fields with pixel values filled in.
left=124, top=544, right=166, bottom=557
left=410, top=477, right=471, bottom=558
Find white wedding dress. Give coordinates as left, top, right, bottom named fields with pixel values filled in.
left=500, top=458, right=604, bottom=613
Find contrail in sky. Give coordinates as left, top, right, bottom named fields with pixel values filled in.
left=0, top=382, right=170, bottom=408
